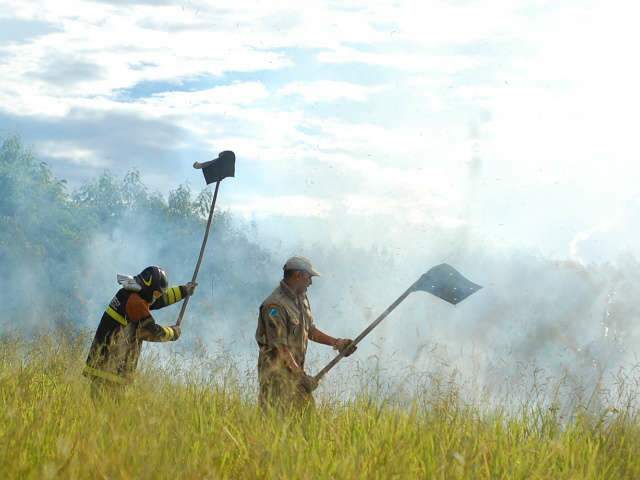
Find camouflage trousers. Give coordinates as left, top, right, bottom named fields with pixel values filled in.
left=259, top=373, right=315, bottom=412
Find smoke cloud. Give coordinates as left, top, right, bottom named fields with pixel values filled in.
left=2, top=136, right=640, bottom=413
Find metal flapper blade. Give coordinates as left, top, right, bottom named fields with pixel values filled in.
left=414, top=263, right=482, bottom=305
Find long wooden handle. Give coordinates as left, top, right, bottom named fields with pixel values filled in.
left=313, top=281, right=418, bottom=382
left=176, top=181, right=221, bottom=326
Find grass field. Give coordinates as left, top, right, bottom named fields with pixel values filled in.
left=2, top=333, right=640, bottom=479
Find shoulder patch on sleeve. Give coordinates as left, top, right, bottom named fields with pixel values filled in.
left=265, top=304, right=283, bottom=320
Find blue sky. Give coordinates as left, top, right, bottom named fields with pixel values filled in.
left=1, top=0, right=640, bottom=262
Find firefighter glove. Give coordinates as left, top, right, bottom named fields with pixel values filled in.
left=170, top=325, right=181, bottom=340
left=183, top=282, right=198, bottom=296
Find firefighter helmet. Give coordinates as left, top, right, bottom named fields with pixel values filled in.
left=135, top=266, right=168, bottom=301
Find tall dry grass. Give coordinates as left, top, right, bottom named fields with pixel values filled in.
left=1, top=332, right=640, bottom=479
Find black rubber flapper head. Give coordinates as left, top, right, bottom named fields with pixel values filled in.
left=413, top=263, right=482, bottom=305
left=194, top=151, right=235, bottom=185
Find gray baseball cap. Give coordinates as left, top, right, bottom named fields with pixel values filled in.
left=283, top=256, right=320, bottom=276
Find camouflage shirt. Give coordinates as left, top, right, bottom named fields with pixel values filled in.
left=255, top=280, right=315, bottom=382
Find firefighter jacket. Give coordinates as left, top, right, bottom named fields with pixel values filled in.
left=83, top=285, right=187, bottom=385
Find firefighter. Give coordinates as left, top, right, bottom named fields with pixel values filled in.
left=83, top=266, right=196, bottom=402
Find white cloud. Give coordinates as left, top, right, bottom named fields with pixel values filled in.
left=140, top=82, right=270, bottom=113
left=317, top=48, right=479, bottom=74
left=279, top=81, right=385, bottom=103
left=228, top=195, right=332, bottom=218
left=2, top=0, right=640, bottom=259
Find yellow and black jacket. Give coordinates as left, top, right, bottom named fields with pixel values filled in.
left=83, top=286, right=186, bottom=385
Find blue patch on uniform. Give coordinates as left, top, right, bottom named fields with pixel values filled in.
left=269, top=307, right=279, bottom=317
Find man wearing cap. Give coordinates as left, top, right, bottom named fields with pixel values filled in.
left=255, top=256, right=356, bottom=410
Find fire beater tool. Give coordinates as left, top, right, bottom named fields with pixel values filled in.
left=313, top=263, right=482, bottom=382
left=176, top=150, right=235, bottom=327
